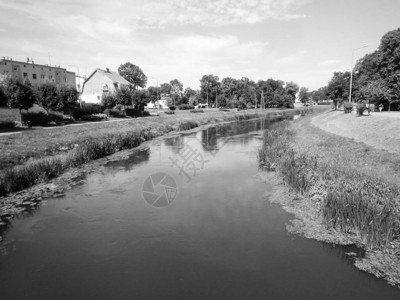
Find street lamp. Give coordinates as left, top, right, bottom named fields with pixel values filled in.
left=349, top=44, right=368, bottom=103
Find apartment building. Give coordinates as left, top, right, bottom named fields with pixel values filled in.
left=0, top=57, right=76, bottom=88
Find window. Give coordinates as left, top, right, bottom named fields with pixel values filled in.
left=103, top=84, right=109, bottom=92
left=13, top=67, right=17, bottom=71
left=32, top=74, right=37, bottom=79
left=24, top=64, right=26, bottom=67
left=49, top=75, right=53, bottom=79
left=56, top=72, right=59, bottom=76
left=33, top=66, right=35, bottom=69
left=23, top=72, right=28, bottom=78
left=41, top=74, right=45, bottom=79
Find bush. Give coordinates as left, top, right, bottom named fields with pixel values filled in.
left=142, top=110, right=150, bottom=117
left=0, top=121, right=16, bottom=130
left=178, top=104, right=194, bottom=110
left=104, top=108, right=125, bottom=118
left=356, top=102, right=367, bottom=116
left=21, top=112, right=51, bottom=126
left=343, top=102, right=353, bottom=113
left=71, top=105, right=102, bottom=119
left=190, top=109, right=204, bottom=113
left=164, top=111, right=175, bottom=115
left=169, top=106, right=176, bottom=111
left=125, top=108, right=141, bottom=117
left=48, top=112, right=64, bottom=124
left=80, top=114, right=107, bottom=121
left=178, top=120, right=198, bottom=130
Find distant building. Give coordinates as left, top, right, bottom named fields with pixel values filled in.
left=0, top=57, right=76, bottom=88
left=81, top=68, right=131, bottom=104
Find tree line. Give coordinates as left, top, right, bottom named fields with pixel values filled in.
left=115, top=62, right=304, bottom=109
left=311, top=27, right=400, bottom=110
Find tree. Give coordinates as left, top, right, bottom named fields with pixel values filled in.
left=299, top=87, right=310, bottom=104
left=3, top=77, right=36, bottom=123
left=160, top=82, right=172, bottom=95
left=170, top=79, right=183, bottom=106
left=285, top=81, right=300, bottom=102
left=115, top=86, right=134, bottom=107
left=56, top=85, right=79, bottom=113
left=326, top=72, right=351, bottom=108
left=200, top=74, right=220, bottom=107
left=146, top=86, right=159, bottom=106
left=131, top=89, right=150, bottom=110
left=102, top=94, right=118, bottom=109
left=118, top=62, right=147, bottom=89
left=34, top=82, right=59, bottom=112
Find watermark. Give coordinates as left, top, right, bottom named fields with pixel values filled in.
left=142, top=172, right=178, bottom=207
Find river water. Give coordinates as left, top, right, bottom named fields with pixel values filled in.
left=0, top=117, right=399, bottom=299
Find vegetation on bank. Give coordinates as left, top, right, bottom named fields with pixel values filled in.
left=0, top=109, right=301, bottom=197
left=258, top=118, right=400, bottom=249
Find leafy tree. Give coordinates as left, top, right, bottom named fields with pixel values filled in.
left=200, top=74, right=220, bottom=107
left=160, top=82, right=172, bottom=95
left=299, top=87, right=310, bottom=104
left=118, top=62, right=147, bottom=89
left=102, top=94, right=117, bottom=109
left=146, top=86, right=159, bottom=105
left=34, top=82, right=59, bottom=112
left=57, top=85, right=79, bottom=113
left=170, top=79, right=183, bottom=106
left=132, top=89, right=150, bottom=111
left=3, top=77, right=36, bottom=123
left=326, top=72, right=351, bottom=108
left=285, top=81, right=300, bottom=102
left=115, top=86, right=134, bottom=107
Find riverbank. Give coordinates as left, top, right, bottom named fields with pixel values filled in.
left=259, top=112, right=400, bottom=287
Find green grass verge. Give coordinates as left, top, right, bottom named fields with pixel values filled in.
left=258, top=117, right=400, bottom=249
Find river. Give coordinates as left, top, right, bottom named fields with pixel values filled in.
left=0, top=116, right=399, bottom=299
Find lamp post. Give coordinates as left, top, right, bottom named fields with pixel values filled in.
left=349, top=44, right=368, bottom=103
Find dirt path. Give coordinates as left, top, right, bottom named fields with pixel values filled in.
left=312, top=110, right=400, bottom=154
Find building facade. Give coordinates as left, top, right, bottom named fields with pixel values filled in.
left=0, top=58, right=76, bottom=88
left=81, top=68, right=131, bottom=104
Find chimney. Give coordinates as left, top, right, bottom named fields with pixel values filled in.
left=106, top=68, right=110, bottom=73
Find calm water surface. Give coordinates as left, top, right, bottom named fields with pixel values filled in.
left=0, top=118, right=399, bottom=299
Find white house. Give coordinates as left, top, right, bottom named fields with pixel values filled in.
left=80, top=68, right=131, bottom=104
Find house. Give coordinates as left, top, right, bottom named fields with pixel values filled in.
left=0, top=57, right=76, bottom=88
left=80, top=68, right=131, bottom=104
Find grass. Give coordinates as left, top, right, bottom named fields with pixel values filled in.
left=0, top=108, right=308, bottom=197
left=258, top=115, right=400, bottom=249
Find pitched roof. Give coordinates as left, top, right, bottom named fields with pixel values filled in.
left=84, top=68, right=131, bottom=86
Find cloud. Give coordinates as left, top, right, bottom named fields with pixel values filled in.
left=136, top=0, right=310, bottom=27
left=318, top=59, right=340, bottom=66
left=278, top=50, right=308, bottom=64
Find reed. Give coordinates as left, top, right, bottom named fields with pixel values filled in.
left=258, top=120, right=400, bottom=248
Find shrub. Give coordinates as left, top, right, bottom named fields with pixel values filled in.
left=178, top=104, right=194, bottom=110
left=0, top=121, right=16, bottom=130
left=169, top=105, right=176, bottom=111
left=164, top=111, right=175, bottom=115
left=190, top=109, right=204, bottom=113
left=142, top=110, right=150, bottom=117
left=125, top=108, right=141, bottom=117
left=356, top=102, right=367, bottom=116
left=104, top=108, right=125, bottom=118
left=48, top=112, right=64, bottom=124
left=343, top=102, right=353, bottom=113
left=178, top=120, right=198, bottom=130
left=80, top=114, right=107, bottom=121
left=21, top=111, right=51, bottom=126
left=115, top=104, right=124, bottom=111
left=71, top=105, right=102, bottom=119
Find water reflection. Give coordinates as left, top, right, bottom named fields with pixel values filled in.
left=104, top=148, right=150, bottom=171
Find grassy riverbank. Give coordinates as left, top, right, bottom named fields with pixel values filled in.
left=258, top=113, right=400, bottom=286
left=0, top=108, right=304, bottom=198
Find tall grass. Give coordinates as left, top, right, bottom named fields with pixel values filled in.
left=258, top=121, right=400, bottom=248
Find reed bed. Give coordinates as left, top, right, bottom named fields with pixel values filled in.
left=258, top=120, right=400, bottom=248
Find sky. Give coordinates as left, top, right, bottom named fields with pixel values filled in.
left=0, top=0, right=399, bottom=91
